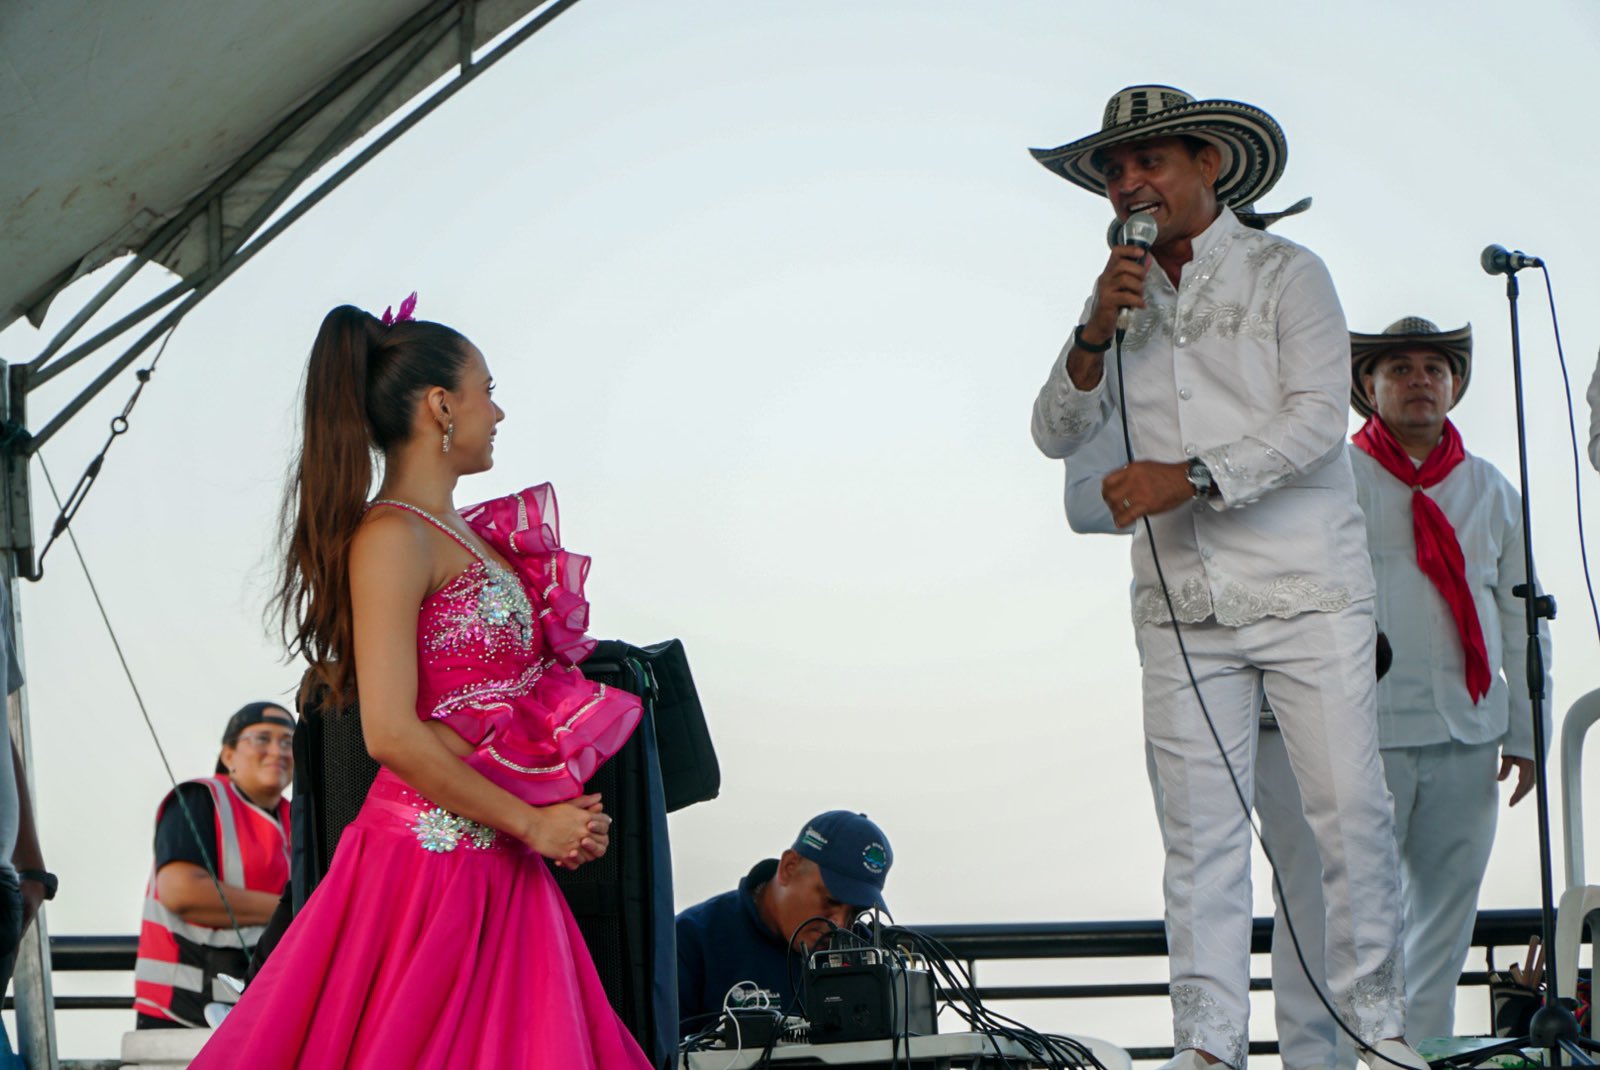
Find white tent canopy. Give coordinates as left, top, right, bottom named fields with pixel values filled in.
left=0, top=0, right=577, bottom=551
left=1, top=0, right=565, bottom=333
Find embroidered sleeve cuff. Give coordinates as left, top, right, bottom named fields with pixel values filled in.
left=1053, top=335, right=1108, bottom=402
left=1031, top=336, right=1110, bottom=456
left=1197, top=440, right=1296, bottom=509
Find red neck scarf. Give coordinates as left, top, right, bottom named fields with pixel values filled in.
left=1352, top=415, right=1490, bottom=703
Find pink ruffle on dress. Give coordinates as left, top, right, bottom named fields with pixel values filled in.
left=190, top=485, right=651, bottom=1069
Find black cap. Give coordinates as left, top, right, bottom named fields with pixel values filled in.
left=221, top=702, right=295, bottom=747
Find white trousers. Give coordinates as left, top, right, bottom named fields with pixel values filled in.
left=1140, top=607, right=1406, bottom=1069
left=1261, top=733, right=1499, bottom=1064
left=1144, top=734, right=1353, bottom=1070
left=1256, top=724, right=1352, bottom=1070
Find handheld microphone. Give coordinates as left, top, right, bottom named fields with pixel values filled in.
left=1481, top=244, right=1543, bottom=275
left=1116, top=211, right=1158, bottom=331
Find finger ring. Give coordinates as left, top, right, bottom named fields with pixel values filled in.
left=1122, top=498, right=1132, bottom=509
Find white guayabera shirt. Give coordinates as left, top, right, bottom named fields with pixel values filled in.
left=1351, top=448, right=1550, bottom=758
left=1032, top=207, right=1375, bottom=627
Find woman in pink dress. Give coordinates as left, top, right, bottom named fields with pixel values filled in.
left=190, top=297, right=653, bottom=1068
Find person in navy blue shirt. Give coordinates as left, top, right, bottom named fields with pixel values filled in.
left=675, top=811, right=893, bottom=1036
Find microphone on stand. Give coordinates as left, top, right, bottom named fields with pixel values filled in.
left=1481, top=244, right=1543, bottom=275
left=1115, top=211, right=1158, bottom=331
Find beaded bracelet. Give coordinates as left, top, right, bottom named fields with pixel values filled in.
left=1073, top=323, right=1112, bottom=354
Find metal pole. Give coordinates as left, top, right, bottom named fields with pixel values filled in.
left=0, top=364, right=54, bottom=1069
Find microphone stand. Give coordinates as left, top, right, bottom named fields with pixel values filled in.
left=1439, top=267, right=1593, bottom=1068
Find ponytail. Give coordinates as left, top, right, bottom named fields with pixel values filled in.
left=273, top=305, right=470, bottom=702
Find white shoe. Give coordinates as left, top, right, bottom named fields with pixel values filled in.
left=1360, top=1039, right=1429, bottom=1070
left=1157, top=1050, right=1222, bottom=1070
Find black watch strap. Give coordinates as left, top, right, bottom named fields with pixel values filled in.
left=1073, top=323, right=1112, bottom=354
left=18, top=869, right=56, bottom=900
left=1186, top=458, right=1218, bottom=499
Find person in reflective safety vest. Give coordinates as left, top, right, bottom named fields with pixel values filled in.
left=134, top=703, right=292, bottom=1028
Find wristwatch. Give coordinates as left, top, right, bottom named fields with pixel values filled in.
left=18, top=869, right=56, bottom=900
left=1186, top=458, right=1217, bottom=499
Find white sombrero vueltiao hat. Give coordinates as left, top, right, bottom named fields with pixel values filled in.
left=1349, top=316, right=1474, bottom=419
left=1032, top=85, right=1288, bottom=208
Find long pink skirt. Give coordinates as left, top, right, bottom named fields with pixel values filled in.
left=189, top=769, right=652, bottom=1068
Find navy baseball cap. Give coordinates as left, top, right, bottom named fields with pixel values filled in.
left=792, top=811, right=893, bottom=910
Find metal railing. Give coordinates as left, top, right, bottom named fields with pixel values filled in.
left=917, top=908, right=1547, bottom=1061
left=23, top=909, right=1550, bottom=1061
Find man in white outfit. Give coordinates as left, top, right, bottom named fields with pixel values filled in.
left=1065, top=417, right=1365, bottom=1070
left=1030, top=85, right=1419, bottom=1070
left=1261, top=317, right=1550, bottom=1066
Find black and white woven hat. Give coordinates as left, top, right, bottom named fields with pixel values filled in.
left=1031, top=85, right=1287, bottom=208
left=1349, top=316, right=1473, bottom=418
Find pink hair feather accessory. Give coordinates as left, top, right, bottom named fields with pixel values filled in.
left=380, top=291, right=418, bottom=327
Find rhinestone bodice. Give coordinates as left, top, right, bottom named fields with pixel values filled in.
left=366, top=485, right=641, bottom=807
left=414, top=558, right=543, bottom=718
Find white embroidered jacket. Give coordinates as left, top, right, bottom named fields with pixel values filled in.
left=1032, top=208, right=1375, bottom=627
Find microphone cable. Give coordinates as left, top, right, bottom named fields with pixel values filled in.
left=1108, top=321, right=1420, bottom=1070
left=1533, top=263, right=1600, bottom=649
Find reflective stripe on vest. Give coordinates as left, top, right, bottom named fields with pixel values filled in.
left=133, top=957, right=205, bottom=992
left=212, top=777, right=245, bottom=884
left=139, top=894, right=265, bottom=950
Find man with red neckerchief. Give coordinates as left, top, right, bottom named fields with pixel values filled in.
left=1259, top=318, right=1554, bottom=1067
left=1339, top=316, right=1551, bottom=1048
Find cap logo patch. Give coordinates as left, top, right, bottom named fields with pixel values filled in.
left=800, top=827, right=829, bottom=852
left=861, top=842, right=888, bottom=875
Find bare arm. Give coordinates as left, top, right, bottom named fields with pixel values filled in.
left=153, top=861, right=281, bottom=927
left=10, top=736, right=45, bottom=927
left=349, top=512, right=606, bottom=866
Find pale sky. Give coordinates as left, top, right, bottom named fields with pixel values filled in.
left=4, top=0, right=1600, bottom=1060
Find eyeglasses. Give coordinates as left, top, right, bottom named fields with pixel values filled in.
left=237, top=732, right=294, bottom=754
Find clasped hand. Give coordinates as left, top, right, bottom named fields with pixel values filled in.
left=521, top=792, right=613, bottom=870
left=1101, top=461, right=1196, bottom=527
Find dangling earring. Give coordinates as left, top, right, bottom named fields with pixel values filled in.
left=442, top=421, right=454, bottom=454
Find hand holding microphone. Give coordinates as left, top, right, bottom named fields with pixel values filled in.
left=1113, top=211, right=1159, bottom=331
left=1082, top=211, right=1157, bottom=350
left=1068, top=211, right=1159, bottom=389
